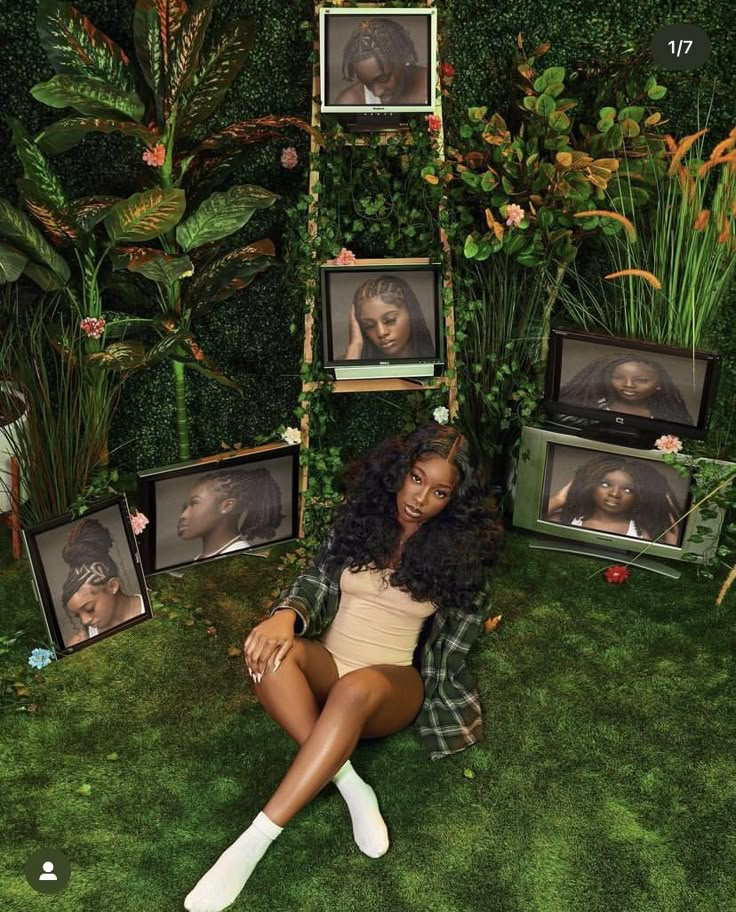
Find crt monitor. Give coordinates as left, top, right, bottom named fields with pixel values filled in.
left=320, top=260, right=444, bottom=381
left=319, top=7, right=437, bottom=115
left=544, top=328, right=720, bottom=440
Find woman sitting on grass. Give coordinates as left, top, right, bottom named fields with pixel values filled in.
left=184, top=422, right=503, bottom=912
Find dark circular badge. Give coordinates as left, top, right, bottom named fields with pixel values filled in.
left=651, top=24, right=711, bottom=70
left=23, top=847, right=72, bottom=895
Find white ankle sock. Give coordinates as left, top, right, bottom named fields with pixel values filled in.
left=332, top=760, right=389, bottom=858
left=184, top=810, right=283, bottom=912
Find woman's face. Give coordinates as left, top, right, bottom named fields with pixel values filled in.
left=396, top=455, right=457, bottom=529
left=177, top=481, right=233, bottom=540
left=358, top=295, right=412, bottom=356
left=609, top=361, right=659, bottom=402
left=66, top=579, right=119, bottom=631
left=593, top=469, right=636, bottom=515
left=352, top=57, right=406, bottom=103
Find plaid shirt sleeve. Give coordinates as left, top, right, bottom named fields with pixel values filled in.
left=414, top=579, right=494, bottom=761
left=268, top=532, right=339, bottom=638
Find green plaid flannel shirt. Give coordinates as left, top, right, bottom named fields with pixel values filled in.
left=270, top=532, right=494, bottom=761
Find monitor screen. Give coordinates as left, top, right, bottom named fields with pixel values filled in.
left=320, top=8, right=436, bottom=113
left=321, top=264, right=442, bottom=371
left=512, top=425, right=730, bottom=563
left=545, top=329, right=720, bottom=438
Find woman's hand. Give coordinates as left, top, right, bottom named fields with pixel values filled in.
left=243, top=612, right=296, bottom=682
left=343, top=302, right=364, bottom=360
left=547, top=480, right=573, bottom=517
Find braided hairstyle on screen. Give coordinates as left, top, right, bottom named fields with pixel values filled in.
left=199, top=468, right=284, bottom=540
left=342, top=17, right=418, bottom=81
left=559, top=355, right=694, bottom=424
left=61, top=518, right=119, bottom=609
left=353, top=274, right=434, bottom=359
left=558, top=454, right=683, bottom=541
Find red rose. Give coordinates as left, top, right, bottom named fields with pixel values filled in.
left=603, top=564, right=631, bottom=584
left=426, top=113, right=442, bottom=132
left=441, top=62, right=456, bottom=78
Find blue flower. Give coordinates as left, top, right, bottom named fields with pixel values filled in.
left=28, top=648, right=54, bottom=670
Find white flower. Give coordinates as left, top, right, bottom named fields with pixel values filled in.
left=433, top=406, right=450, bottom=425
left=654, top=434, right=683, bottom=454
left=281, top=426, right=301, bottom=446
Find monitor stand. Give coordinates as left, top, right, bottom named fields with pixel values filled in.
left=345, top=113, right=405, bottom=133
left=528, top=538, right=681, bottom=579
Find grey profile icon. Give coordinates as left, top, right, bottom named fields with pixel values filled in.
left=24, top=848, right=71, bottom=894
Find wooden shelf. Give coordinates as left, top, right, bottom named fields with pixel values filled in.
left=303, top=376, right=451, bottom=395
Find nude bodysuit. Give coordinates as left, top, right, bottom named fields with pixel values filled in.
left=319, top=566, right=437, bottom=677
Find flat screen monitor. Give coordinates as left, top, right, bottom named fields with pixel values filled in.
left=512, top=425, right=731, bottom=564
left=544, top=329, right=720, bottom=440
left=321, top=260, right=444, bottom=380
left=319, top=7, right=437, bottom=114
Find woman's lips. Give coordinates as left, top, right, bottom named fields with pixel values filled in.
left=404, top=503, right=422, bottom=519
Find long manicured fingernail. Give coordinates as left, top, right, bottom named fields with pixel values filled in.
left=273, top=659, right=281, bottom=673
left=256, top=672, right=262, bottom=683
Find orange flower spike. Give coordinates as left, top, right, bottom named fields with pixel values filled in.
left=605, top=269, right=662, bottom=290
left=710, top=136, right=736, bottom=160
left=698, top=153, right=736, bottom=179
left=717, top=214, right=730, bottom=244
left=667, top=128, right=709, bottom=176
left=574, top=210, right=636, bottom=238
left=693, top=209, right=710, bottom=231
left=663, top=134, right=678, bottom=154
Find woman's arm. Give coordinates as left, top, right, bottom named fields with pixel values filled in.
left=546, top=480, right=573, bottom=518
left=339, top=301, right=364, bottom=360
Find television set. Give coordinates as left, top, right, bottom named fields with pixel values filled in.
left=512, top=425, right=733, bottom=578
left=136, top=443, right=300, bottom=574
left=320, top=259, right=444, bottom=380
left=544, top=328, right=720, bottom=442
left=319, top=7, right=437, bottom=128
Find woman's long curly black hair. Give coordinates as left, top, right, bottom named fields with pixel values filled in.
left=353, top=275, right=435, bottom=360
left=323, top=422, right=503, bottom=614
left=558, top=454, right=683, bottom=541
left=559, top=355, right=694, bottom=424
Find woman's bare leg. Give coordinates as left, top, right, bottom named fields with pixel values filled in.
left=262, top=664, right=424, bottom=826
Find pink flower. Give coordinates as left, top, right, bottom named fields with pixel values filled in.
left=426, top=114, right=442, bottom=132
left=335, top=247, right=357, bottom=266
left=654, top=435, right=683, bottom=453
left=80, top=317, right=106, bottom=339
left=206, top=626, right=217, bottom=636
left=505, top=204, right=525, bottom=227
left=603, top=564, right=631, bottom=585
left=440, top=62, right=456, bottom=79
left=280, top=146, right=299, bottom=169
left=130, top=511, right=149, bottom=535
left=142, top=143, right=166, bottom=167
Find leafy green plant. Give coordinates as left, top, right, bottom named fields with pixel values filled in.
left=0, top=289, right=123, bottom=526
left=560, top=130, right=736, bottom=347
left=0, top=0, right=318, bottom=460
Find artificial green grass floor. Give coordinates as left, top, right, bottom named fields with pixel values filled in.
left=1, top=528, right=734, bottom=912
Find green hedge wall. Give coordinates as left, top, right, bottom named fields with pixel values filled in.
left=1, top=1, right=734, bottom=472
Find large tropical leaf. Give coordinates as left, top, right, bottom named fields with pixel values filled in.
left=154, top=0, right=188, bottom=69
left=186, top=239, right=275, bottom=314
left=85, top=340, right=148, bottom=371
left=0, top=243, right=28, bottom=283
left=0, top=198, right=70, bottom=282
left=191, top=115, right=323, bottom=158
left=166, top=0, right=214, bottom=114
left=134, top=0, right=163, bottom=98
left=176, top=184, right=277, bottom=251
left=37, top=117, right=158, bottom=154
left=184, top=355, right=242, bottom=392
left=37, top=0, right=135, bottom=91
left=68, top=196, right=120, bottom=232
left=18, top=180, right=80, bottom=246
left=31, top=75, right=146, bottom=122
left=7, top=117, right=67, bottom=210
left=23, top=261, right=63, bottom=291
left=104, top=188, right=186, bottom=243
left=111, top=246, right=194, bottom=285
left=178, top=18, right=254, bottom=136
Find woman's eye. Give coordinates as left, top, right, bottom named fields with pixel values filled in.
left=435, top=491, right=447, bottom=498
left=383, top=318, right=396, bottom=326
